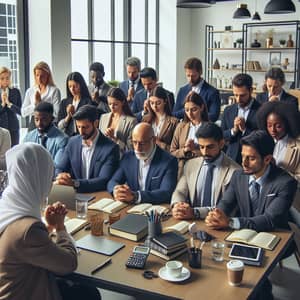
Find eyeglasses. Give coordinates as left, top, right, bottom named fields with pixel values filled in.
left=132, top=138, right=153, bottom=147
left=142, top=270, right=158, bottom=279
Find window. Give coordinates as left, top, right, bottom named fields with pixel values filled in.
left=0, top=0, right=19, bottom=86
left=71, top=0, right=159, bottom=84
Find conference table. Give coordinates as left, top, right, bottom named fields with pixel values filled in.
left=66, top=191, right=294, bottom=300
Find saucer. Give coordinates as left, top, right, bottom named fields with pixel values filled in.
left=158, top=266, right=191, bottom=282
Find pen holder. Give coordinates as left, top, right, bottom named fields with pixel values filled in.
left=147, top=220, right=162, bottom=239
left=188, top=247, right=202, bottom=268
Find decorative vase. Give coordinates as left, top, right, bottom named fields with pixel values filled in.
left=251, top=39, right=261, bottom=48
left=282, top=58, right=289, bottom=70
left=266, top=37, right=273, bottom=48
left=287, top=34, right=294, bottom=48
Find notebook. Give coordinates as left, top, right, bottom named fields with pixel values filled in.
left=76, top=234, right=125, bottom=256
left=88, top=198, right=128, bottom=213
left=127, top=203, right=169, bottom=215
left=152, top=232, right=187, bottom=250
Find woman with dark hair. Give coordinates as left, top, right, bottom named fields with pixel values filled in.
left=57, top=72, right=92, bottom=136
left=257, top=101, right=300, bottom=181
left=170, top=91, right=209, bottom=178
left=142, top=86, right=178, bottom=151
left=99, top=87, right=137, bottom=155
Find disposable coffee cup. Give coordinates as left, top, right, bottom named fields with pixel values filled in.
left=165, top=260, right=183, bottom=278
left=227, top=260, right=244, bottom=286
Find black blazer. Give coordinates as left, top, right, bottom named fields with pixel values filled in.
left=256, top=90, right=298, bottom=110
left=221, top=100, right=261, bottom=163
left=218, top=165, right=297, bottom=231
left=0, top=87, right=22, bottom=131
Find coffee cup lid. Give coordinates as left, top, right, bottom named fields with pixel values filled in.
left=227, top=260, right=244, bottom=271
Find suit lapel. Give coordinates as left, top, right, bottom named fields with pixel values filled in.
left=158, top=116, right=169, bottom=139
left=145, top=148, right=159, bottom=189
left=88, top=134, right=103, bottom=178
left=213, top=156, right=228, bottom=203
left=75, top=138, right=83, bottom=178
left=104, top=113, right=112, bottom=129
left=191, top=158, right=204, bottom=202
left=240, top=174, right=252, bottom=217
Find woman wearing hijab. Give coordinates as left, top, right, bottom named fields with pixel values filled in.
left=0, top=143, right=99, bottom=300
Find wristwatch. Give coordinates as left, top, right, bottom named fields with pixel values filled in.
left=7, top=102, right=12, bottom=108
left=73, top=180, right=80, bottom=189
left=228, top=218, right=234, bottom=229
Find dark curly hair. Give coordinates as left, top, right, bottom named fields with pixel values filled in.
left=256, top=101, right=300, bottom=139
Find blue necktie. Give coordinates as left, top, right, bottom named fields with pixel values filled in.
left=202, top=163, right=215, bottom=207
left=250, top=181, right=260, bottom=214
left=40, top=135, right=48, bottom=148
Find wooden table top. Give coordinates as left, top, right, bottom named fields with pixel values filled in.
left=67, top=191, right=293, bottom=300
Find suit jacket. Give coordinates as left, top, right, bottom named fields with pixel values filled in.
left=0, top=87, right=22, bottom=131
left=256, top=90, right=298, bottom=110
left=173, top=81, right=221, bottom=122
left=142, top=115, right=179, bottom=152
left=279, top=137, right=300, bottom=182
left=57, top=97, right=92, bottom=136
left=132, top=88, right=175, bottom=122
left=23, top=125, right=68, bottom=168
left=88, top=81, right=111, bottom=113
left=107, top=147, right=178, bottom=204
left=218, top=165, right=298, bottom=231
left=99, top=112, right=137, bottom=153
left=170, top=121, right=201, bottom=178
left=0, top=217, right=77, bottom=300
left=119, top=79, right=144, bottom=97
left=56, top=132, right=119, bottom=193
left=221, top=100, right=261, bottom=163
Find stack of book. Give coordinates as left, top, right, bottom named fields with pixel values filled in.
left=146, top=231, right=188, bottom=260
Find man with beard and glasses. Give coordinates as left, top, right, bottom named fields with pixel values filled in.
left=23, top=102, right=68, bottom=168
left=171, top=122, right=240, bottom=220
left=107, top=122, right=178, bottom=204
left=173, top=57, right=220, bottom=122
left=55, top=105, right=119, bottom=193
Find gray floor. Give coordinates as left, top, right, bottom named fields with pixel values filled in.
left=99, top=255, right=300, bottom=300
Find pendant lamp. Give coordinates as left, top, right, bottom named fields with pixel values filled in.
left=233, top=4, right=251, bottom=19
left=264, top=0, right=296, bottom=14
left=176, top=0, right=216, bottom=8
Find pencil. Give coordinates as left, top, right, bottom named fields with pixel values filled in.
left=91, top=258, right=112, bottom=275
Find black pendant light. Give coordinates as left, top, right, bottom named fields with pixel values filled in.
left=233, top=4, right=251, bottom=18
left=252, top=0, right=261, bottom=20
left=176, top=0, right=216, bottom=8
left=264, top=0, right=296, bottom=14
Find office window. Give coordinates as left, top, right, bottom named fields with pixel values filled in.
left=0, top=0, right=19, bottom=87
left=71, top=0, right=159, bottom=83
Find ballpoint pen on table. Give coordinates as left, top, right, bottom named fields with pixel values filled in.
left=91, top=258, right=112, bottom=275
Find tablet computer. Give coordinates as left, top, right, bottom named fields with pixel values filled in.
left=229, top=243, right=264, bottom=266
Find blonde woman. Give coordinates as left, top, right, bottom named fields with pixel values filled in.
left=0, top=67, right=22, bottom=145
left=22, top=62, right=61, bottom=131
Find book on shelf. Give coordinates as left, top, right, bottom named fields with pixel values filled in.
left=146, top=238, right=187, bottom=255
left=152, top=232, right=187, bottom=250
left=150, top=246, right=188, bottom=261
left=225, top=229, right=280, bottom=250
left=163, top=221, right=190, bottom=234
left=127, top=203, right=169, bottom=215
left=108, top=214, right=148, bottom=241
left=88, top=198, right=127, bottom=213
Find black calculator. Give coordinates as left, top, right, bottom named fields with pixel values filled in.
left=126, top=246, right=150, bottom=269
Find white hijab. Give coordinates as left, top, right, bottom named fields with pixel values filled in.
left=0, top=143, right=54, bottom=234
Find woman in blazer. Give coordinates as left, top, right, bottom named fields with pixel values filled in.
left=170, top=91, right=209, bottom=179
left=0, top=67, right=22, bottom=145
left=142, top=86, right=179, bottom=152
left=57, top=72, right=92, bottom=136
left=257, top=101, right=300, bottom=182
left=99, top=87, right=137, bottom=155
left=22, top=62, right=61, bottom=131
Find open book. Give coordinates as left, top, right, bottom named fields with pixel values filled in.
left=163, top=221, right=190, bottom=235
left=225, top=229, right=281, bottom=250
left=64, top=218, right=88, bottom=235
left=88, top=198, right=127, bottom=213
left=127, top=203, right=169, bottom=215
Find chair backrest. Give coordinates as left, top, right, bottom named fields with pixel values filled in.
left=288, top=89, right=300, bottom=110
left=288, top=221, right=300, bottom=265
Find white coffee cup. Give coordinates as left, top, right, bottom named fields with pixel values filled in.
left=227, top=260, right=244, bottom=286
left=165, top=260, right=183, bottom=278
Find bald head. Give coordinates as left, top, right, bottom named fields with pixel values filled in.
left=132, top=123, right=156, bottom=159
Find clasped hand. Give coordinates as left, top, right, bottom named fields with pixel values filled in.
left=44, top=202, right=67, bottom=232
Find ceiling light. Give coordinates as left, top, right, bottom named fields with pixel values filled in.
left=176, top=0, right=216, bottom=8
left=252, top=12, right=261, bottom=20
left=233, top=4, right=251, bottom=19
left=264, top=0, right=296, bottom=14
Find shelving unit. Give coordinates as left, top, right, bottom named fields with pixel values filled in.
left=205, top=20, right=300, bottom=92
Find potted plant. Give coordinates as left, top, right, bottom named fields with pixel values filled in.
left=236, top=38, right=243, bottom=48
left=279, top=39, right=286, bottom=48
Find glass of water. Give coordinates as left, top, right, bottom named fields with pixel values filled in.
left=211, top=239, right=225, bottom=262
left=76, top=198, right=88, bottom=219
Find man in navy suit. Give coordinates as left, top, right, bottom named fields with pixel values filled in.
left=131, top=67, right=175, bottom=121
left=221, top=73, right=261, bottom=164
left=55, top=105, right=119, bottom=193
left=107, top=123, right=178, bottom=204
left=173, top=57, right=220, bottom=121
left=119, top=57, right=144, bottom=105
left=256, top=67, right=298, bottom=110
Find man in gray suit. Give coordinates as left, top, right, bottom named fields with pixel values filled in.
left=205, top=130, right=297, bottom=232
left=171, top=122, right=240, bottom=220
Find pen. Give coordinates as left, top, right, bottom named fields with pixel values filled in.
left=91, top=258, right=112, bottom=275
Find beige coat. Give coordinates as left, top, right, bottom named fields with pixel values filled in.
left=99, top=112, right=137, bottom=154
left=0, top=217, right=77, bottom=300
left=170, top=121, right=201, bottom=179
left=171, top=154, right=241, bottom=218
